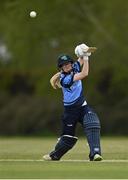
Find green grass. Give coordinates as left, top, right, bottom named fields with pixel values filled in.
left=0, top=137, right=128, bottom=179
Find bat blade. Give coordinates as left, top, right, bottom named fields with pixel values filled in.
left=87, top=47, right=97, bottom=53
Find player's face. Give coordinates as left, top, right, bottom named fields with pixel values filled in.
left=62, top=62, right=72, bottom=73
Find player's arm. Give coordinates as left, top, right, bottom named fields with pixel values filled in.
left=74, top=43, right=97, bottom=81
left=77, top=57, right=84, bottom=66
left=73, top=58, right=89, bottom=81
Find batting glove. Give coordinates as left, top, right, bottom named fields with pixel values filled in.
left=75, top=43, right=97, bottom=58
left=75, top=43, right=90, bottom=57
left=79, top=43, right=89, bottom=53
left=75, top=45, right=84, bottom=57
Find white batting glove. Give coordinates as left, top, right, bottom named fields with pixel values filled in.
left=75, top=45, right=84, bottom=57
left=79, top=43, right=89, bottom=53
left=75, top=43, right=91, bottom=58
left=75, top=43, right=97, bottom=58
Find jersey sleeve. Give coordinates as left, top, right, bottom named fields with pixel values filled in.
left=60, top=74, right=74, bottom=88
left=73, top=61, right=81, bottom=72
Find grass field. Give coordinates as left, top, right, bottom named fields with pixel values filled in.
left=0, top=137, right=128, bottom=179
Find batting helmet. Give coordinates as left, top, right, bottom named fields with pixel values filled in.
left=57, top=55, right=74, bottom=68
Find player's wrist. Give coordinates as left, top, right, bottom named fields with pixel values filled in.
left=83, top=56, right=89, bottom=61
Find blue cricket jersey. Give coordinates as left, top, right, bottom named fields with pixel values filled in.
left=60, top=61, right=86, bottom=107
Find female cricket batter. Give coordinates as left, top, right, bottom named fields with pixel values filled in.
left=43, top=43, right=103, bottom=161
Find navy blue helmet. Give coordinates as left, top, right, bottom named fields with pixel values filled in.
left=57, top=55, right=74, bottom=68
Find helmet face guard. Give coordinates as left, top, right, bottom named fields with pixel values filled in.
left=57, top=55, right=74, bottom=68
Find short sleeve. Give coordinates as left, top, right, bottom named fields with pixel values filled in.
left=73, top=61, right=81, bottom=73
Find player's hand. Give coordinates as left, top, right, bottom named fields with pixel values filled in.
left=75, top=45, right=84, bottom=57
left=75, top=43, right=89, bottom=58
left=75, top=43, right=97, bottom=58
left=79, top=43, right=89, bottom=53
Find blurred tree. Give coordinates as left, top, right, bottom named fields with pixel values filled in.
left=0, top=0, right=128, bottom=135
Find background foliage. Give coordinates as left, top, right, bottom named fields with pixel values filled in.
left=0, top=0, right=128, bottom=135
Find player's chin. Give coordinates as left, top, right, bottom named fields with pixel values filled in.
left=65, top=70, right=71, bottom=73
left=66, top=68, right=72, bottom=73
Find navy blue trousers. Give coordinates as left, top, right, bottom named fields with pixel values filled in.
left=61, top=104, right=91, bottom=136
left=61, top=104, right=101, bottom=158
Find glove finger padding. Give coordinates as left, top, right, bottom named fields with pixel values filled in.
left=79, top=44, right=89, bottom=52
left=75, top=46, right=84, bottom=57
